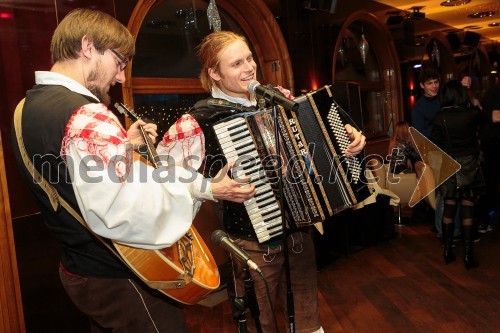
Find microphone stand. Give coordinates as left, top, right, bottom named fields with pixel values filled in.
left=233, top=267, right=263, bottom=333
left=269, top=100, right=295, bottom=333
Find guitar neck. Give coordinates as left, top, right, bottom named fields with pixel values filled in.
left=138, top=126, right=162, bottom=169
left=114, top=102, right=162, bottom=169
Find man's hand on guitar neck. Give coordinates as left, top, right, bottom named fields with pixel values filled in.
left=127, top=119, right=158, bottom=149
left=210, top=163, right=256, bottom=203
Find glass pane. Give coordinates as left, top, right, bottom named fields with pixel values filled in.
left=133, top=93, right=209, bottom=139
left=335, top=34, right=381, bottom=82
left=361, top=90, right=387, bottom=137
left=133, top=0, right=261, bottom=78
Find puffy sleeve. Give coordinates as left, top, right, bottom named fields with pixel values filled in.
left=62, top=103, right=212, bottom=249
left=157, top=114, right=206, bottom=171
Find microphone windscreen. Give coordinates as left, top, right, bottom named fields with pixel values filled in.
left=211, top=229, right=228, bottom=244
left=247, top=80, right=261, bottom=94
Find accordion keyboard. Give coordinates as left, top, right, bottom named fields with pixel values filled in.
left=213, top=117, right=283, bottom=243
left=326, top=101, right=363, bottom=185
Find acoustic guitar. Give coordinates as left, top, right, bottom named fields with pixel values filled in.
left=113, top=103, right=220, bottom=305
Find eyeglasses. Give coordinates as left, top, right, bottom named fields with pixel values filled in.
left=110, top=49, right=129, bottom=71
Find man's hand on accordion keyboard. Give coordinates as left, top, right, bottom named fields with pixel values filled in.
left=344, top=124, right=366, bottom=156
left=210, top=163, right=256, bottom=203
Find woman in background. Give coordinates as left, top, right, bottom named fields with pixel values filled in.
left=387, top=121, right=421, bottom=174
left=431, top=80, right=484, bottom=270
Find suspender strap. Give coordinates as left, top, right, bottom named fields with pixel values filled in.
left=13, top=99, right=62, bottom=213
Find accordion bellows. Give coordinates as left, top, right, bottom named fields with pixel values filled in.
left=214, top=85, right=372, bottom=243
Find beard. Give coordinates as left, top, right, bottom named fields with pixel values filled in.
left=86, top=61, right=112, bottom=105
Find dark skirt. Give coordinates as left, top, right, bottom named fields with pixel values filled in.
left=439, top=154, right=485, bottom=199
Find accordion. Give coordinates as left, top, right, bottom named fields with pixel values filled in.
left=213, top=85, right=372, bottom=243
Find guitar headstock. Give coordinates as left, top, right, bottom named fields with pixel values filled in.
left=114, top=102, right=140, bottom=122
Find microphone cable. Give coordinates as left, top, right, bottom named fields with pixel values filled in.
left=255, top=269, right=279, bottom=333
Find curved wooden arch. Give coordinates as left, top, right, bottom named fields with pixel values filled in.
left=332, top=12, right=402, bottom=89
left=332, top=11, right=403, bottom=155
left=423, top=31, right=457, bottom=82
left=122, top=0, right=293, bottom=106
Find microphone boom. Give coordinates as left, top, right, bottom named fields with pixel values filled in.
left=247, top=80, right=299, bottom=111
left=211, top=230, right=261, bottom=272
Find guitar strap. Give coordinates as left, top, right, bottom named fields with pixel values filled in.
left=13, top=98, right=189, bottom=290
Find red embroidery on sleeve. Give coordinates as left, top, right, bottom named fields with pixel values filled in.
left=61, top=103, right=132, bottom=180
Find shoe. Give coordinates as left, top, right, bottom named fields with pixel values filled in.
left=478, top=224, right=493, bottom=234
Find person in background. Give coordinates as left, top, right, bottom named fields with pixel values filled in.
left=412, top=64, right=441, bottom=140
left=387, top=121, right=421, bottom=174
left=157, top=31, right=366, bottom=333
left=431, top=80, right=484, bottom=270
left=11, top=9, right=254, bottom=332
left=477, top=82, right=500, bottom=233
left=412, top=65, right=470, bottom=242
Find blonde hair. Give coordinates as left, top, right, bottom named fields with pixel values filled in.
left=197, top=31, right=248, bottom=93
left=50, top=8, right=134, bottom=64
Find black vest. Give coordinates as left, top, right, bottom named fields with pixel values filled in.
left=12, top=85, right=131, bottom=278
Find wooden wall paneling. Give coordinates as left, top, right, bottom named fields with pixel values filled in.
left=0, top=131, right=25, bottom=333
left=131, top=78, right=203, bottom=94
left=0, top=2, right=56, bottom=218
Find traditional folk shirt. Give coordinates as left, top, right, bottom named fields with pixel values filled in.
left=15, top=71, right=212, bottom=277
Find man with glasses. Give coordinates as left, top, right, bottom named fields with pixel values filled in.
left=111, top=48, right=129, bottom=72
left=12, top=8, right=254, bottom=332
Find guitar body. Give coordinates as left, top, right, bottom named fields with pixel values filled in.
left=112, top=103, right=220, bottom=305
left=113, top=226, right=220, bottom=305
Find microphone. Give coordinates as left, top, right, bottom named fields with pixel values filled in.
left=247, top=80, right=299, bottom=112
left=211, top=230, right=261, bottom=273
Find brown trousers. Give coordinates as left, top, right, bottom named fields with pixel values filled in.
left=231, top=230, right=321, bottom=333
left=59, top=265, right=187, bottom=333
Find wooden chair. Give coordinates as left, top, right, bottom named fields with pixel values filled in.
left=367, top=158, right=437, bottom=225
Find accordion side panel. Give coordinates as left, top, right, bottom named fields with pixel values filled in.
left=292, top=88, right=354, bottom=213
left=313, top=87, right=371, bottom=203
left=292, top=85, right=371, bottom=214
left=307, top=87, right=358, bottom=205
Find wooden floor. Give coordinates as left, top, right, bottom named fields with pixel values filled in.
left=14, top=214, right=500, bottom=333
left=183, top=221, right=500, bottom=333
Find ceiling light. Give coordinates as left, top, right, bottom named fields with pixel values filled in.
left=440, top=0, right=471, bottom=6
left=408, top=6, right=426, bottom=19
left=468, top=11, right=495, bottom=19
left=463, top=25, right=482, bottom=30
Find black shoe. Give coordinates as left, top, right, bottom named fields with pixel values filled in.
left=478, top=224, right=493, bottom=234
left=444, top=247, right=456, bottom=264
left=464, top=251, right=479, bottom=270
